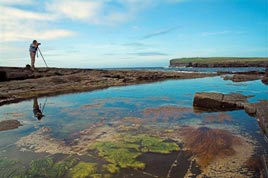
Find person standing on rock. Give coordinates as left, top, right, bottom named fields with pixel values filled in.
left=29, top=40, right=40, bottom=71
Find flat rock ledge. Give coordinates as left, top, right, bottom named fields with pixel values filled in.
left=0, top=67, right=217, bottom=106
left=0, top=120, right=22, bottom=131
left=193, top=92, right=268, bottom=140
left=193, top=92, right=247, bottom=111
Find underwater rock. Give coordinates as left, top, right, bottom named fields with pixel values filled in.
left=204, top=112, right=232, bottom=123
left=16, top=125, right=120, bottom=155
left=16, top=128, right=73, bottom=155
left=114, top=117, right=143, bottom=131
left=144, top=106, right=193, bottom=121
left=0, top=119, right=22, bottom=131
left=193, top=92, right=247, bottom=111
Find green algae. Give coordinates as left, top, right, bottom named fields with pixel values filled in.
left=0, top=158, right=26, bottom=178
left=103, top=164, right=119, bottom=174
left=28, top=157, right=54, bottom=177
left=49, top=157, right=79, bottom=178
left=69, top=161, right=101, bottom=178
left=124, top=134, right=180, bottom=154
left=90, top=142, right=144, bottom=169
left=89, top=134, right=179, bottom=171
left=0, top=156, right=81, bottom=178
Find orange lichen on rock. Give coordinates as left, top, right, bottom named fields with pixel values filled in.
left=180, top=127, right=241, bottom=168
left=143, top=106, right=193, bottom=121
left=204, top=112, right=232, bottom=123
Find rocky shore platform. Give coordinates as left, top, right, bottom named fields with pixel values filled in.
left=193, top=92, right=268, bottom=140
left=0, top=67, right=216, bottom=106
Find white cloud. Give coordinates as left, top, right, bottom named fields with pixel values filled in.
left=0, top=0, right=34, bottom=5
left=46, top=0, right=102, bottom=21
left=0, top=5, right=74, bottom=42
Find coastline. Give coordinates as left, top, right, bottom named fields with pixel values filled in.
left=0, top=67, right=217, bottom=106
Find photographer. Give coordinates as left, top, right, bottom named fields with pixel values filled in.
left=29, top=40, right=41, bottom=71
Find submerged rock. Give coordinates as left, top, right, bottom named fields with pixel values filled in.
left=144, top=106, right=193, bottom=121
left=0, top=119, right=22, bottom=131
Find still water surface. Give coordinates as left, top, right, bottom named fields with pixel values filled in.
left=0, top=76, right=267, bottom=178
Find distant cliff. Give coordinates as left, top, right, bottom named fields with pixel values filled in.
left=170, top=57, right=268, bottom=68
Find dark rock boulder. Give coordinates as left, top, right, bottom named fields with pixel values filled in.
left=0, top=70, right=7, bottom=81
left=255, top=100, right=268, bottom=138
left=261, top=68, right=268, bottom=85
left=0, top=120, right=22, bottom=131
left=193, top=92, right=247, bottom=111
left=193, top=92, right=268, bottom=141
left=223, top=74, right=262, bottom=82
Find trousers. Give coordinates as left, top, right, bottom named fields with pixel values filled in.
left=30, top=52, right=36, bottom=69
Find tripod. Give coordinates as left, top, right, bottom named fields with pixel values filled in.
left=37, top=47, right=48, bottom=68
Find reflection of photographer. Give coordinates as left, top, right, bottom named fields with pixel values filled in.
left=33, top=97, right=44, bottom=120
left=29, top=40, right=41, bottom=71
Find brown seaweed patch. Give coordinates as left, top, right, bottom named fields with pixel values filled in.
left=204, top=112, right=232, bottom=123
left=180, top=127, right=242, bottom=168
left=143, top=106, right=193, bottom=121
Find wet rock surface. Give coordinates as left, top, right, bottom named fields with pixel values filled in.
left=261, top=68, right=268, bottom=85
left=0, top=67, right=216, bottom=106
left=193, top=92, right=247, bottom=111
left=193, top=92, right=268, bottom=141
left=223, top=74, right=263, bottom=82
left=0, top=119, right=22, bottom=131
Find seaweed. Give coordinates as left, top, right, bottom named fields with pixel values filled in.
left=90, top=142, right=144, bottom=169
left=69, top=161, right=100, bottom=178
left=124, top=134, right=180, bottom=154
left=28, top=158, right=54, bottom=177
left=0, top=158, right=26, bottom=178
left=103, top=164, right=119, bottom=174
left=89, top=134, right=179, bottom=171
left=49, top=157, right=79, bottom=178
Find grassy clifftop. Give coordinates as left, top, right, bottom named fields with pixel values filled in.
left=170, top=57, right=268, bottom=67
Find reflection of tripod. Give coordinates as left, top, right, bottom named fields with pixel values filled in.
left=37, top=47, right=48, bottom=68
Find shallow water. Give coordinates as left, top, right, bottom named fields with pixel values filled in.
left=0, top=76, right=267, bottom=178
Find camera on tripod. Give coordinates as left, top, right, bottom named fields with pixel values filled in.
left=37, top=43, right=41, bottom=46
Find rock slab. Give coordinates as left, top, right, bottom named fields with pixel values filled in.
left=193, top=92, right=247, bottom=111
left=0, top=120, right=22, bottom=131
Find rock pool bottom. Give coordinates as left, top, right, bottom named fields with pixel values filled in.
left=0, top=76, right=267, bottom=178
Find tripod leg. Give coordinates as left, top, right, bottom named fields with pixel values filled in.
left=37, top=48, right=48, bottom=68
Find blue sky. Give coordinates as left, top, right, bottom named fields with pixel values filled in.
left=0, top=0, right=267, bottom=68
